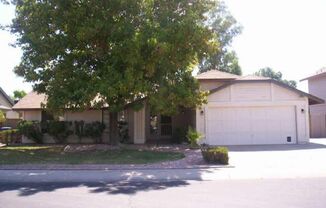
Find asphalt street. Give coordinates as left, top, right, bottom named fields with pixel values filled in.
left=0, top=177, right=325, bottom=208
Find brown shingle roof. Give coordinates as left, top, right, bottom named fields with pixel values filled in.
left=12, top=91, right=47, bottom=110
left=195, top=70, right=241, bottom=80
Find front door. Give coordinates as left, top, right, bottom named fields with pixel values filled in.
left=149, top=114, right=172, bottom=140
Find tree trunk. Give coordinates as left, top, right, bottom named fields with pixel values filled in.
left=109, top=112, right=119, bottom=145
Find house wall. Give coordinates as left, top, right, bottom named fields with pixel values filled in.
left=308, top=76, right=326, bottom=100
left=198, top=80, right=229, bottom=91
left=5, top=110, right=20, bottom=119
left=197, top=82, right=310, bottom=144
left=64, top=110, right=102, bottom=122
left=133, top=106, right=146, bottom=144
left=23, top=110, right=42, bottom=121
left=0, top=93, right=12, bottom=108
left=308, top=76, right=326, bottom=138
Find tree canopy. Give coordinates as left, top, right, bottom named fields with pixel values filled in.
left=254, top=67, right=297, bottom=88
left=13, top=90, right=27, bottom=100
left=6, top=0, right=220, bottom=115
left=199, top=1, right=242, bottom=75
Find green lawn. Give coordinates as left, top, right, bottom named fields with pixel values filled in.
left=0, top=146, right=185, bottom=165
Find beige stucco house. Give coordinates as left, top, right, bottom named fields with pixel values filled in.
left=13, top=71, right=324, bottom=145
left=301, top=68, right=326, bottom=138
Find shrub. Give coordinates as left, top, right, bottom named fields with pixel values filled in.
left=172, top=127, right=187, bottom=144
left=0, top=129, right=19, bottom=144
left=17, top=120, right=43, bottom=144
left=74, top=121, right=85, bottom=143
left=201, top=145, right=229, bottom=165
left=118, top=121, right=129, bottom=143
left=47, top=121, right=72, bottom=144
left=186, top=126, right=202, bottom=148
left=84, top=121, right=105, bottom=143
left=0, top=110, right=5, bottom=125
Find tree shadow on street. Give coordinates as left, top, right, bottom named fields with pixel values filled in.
left=0, top=168, right=216, bottom=196
left=0, top=180, right=189, bottom=196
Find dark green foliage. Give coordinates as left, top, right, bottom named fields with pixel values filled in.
left=74, top=121, right=85, bottom=142
left=255, top=67, right=297, bottom=88
left=186, top=126, right=202, bottom=148
left=201, top=145, right=229, bottom=164
left=84, top=122, right=105, bottom=143
left=13, top=90, right=27, bottom=100
left=0, top=129, right=20, bottom=145
left=118, top=121, right=129, bottom=143
left=46, top=121, right=72, bottom=144
left=199, top=1, right=242, bottom=75
left=17, top=120, right=43, bottom=144
left=172, top=127, right=187, bottom=144
left=8, top=0, right=217, bottom=116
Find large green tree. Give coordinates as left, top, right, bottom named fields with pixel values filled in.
left=199, top=1, right=242, bottom=75
left=13, top=90, right=27, bottom=100
left=5, top=0, right=218, bottom=143
left=254, top=67, right=297, bottom=88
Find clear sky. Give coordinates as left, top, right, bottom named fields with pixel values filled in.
left=1, top=0, right=326, bottom=96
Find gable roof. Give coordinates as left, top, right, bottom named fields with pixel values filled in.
left=0, top=87, right=14, bottom=106
left=12, top=91, right=47, bottom=110
left=12, top=70, right=325, bottom=110
left=209, top=79, right=324, bottom=105
left=300, top=67, right=326, bottom=81
left=195, top=70, right=241, bottom=80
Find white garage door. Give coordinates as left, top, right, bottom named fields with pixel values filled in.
left=206, top=106, right=297, bottom=145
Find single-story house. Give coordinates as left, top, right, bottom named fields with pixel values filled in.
left=12, top=70, right=324, bottom=145
left=300, top=68, right=326, bottom=138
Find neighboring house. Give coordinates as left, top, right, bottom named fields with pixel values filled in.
left=0, top=87, right=20, bottom=121
left=13, top=70, right=324, bottom=145
left=301, top=68, right=326, bottom=138
left=0, top=87, right=14, bottom=110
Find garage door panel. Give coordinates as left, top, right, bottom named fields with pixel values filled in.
left=207, top=106, right=297, bottom=145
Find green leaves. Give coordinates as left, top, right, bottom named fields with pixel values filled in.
left=199, top=1, right=242, bottom=75
left=255, top=67, right=297, bottom=88
left=9, top=0, right=218, bottom=114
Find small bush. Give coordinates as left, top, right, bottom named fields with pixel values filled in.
left=201, top=145, right=229, bottom=165
left=17, top=120, right=43, bottom=144
left=172, top=127, right=187, bottom=144
left=47, top=121, right=72, bottom=144
left=84, top=121, right=105, bottom=143
left=118, top=121, right=129, bottom=143
left=0, top=110, right=5, bottom=125
left=186, top=126, right=202, bottom=148
left=74, top=121, right=85, bottom=143
left=0, top=129, right=19, bottom=144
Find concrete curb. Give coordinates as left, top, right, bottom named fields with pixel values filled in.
left=0, top=164, right=233, bottom=171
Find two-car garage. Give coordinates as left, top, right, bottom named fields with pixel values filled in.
left=206, top=106, right=297, bottom=145
left=196, top=79, right=323, bottom=145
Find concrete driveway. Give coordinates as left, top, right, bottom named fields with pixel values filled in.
left=219, top=138, right=326, bottom=179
